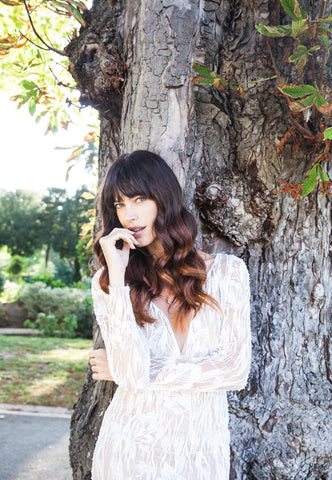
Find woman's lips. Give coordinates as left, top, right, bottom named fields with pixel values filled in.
left=130, top=227, right=146, bottom=237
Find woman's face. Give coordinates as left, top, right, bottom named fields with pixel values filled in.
left=114, top=194, right=162, bottom=255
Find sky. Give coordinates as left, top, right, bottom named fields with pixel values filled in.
left=0, top=93, right=97, bottom=195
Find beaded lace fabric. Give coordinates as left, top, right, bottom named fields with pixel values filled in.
left=91, top=253, right=251, bottom=480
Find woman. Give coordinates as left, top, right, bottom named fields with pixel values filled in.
left=89, top=150, right=251, bottom=480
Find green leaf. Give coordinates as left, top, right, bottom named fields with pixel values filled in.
left=317, top=33, right=330, bottom=47
left=315, top=94, right=328, bottom=107
left=308, top=45, right=321, bottom=52
left=35, top=110, right=48, bottom=123
left=317, top=13, right=332, bottom=24
left=289, top=94, right=316, bottom=112
left=193, top=64, right=213, bottom=77
left=299, top=9, right=308, bottom=20
left=281, top=0, right=297, bottom=20
left=323, top=127, right=332, bottom=140
left=81, top=192, right=95, bottom=200
left=192, top=76, right=214, bottom=85
left=28, top=101, right=36, bottom=116
left=301, top=165, right=317, bottom=196
left=281, top=84, right=318, bottom=98
left=256, top=24, right=292, bottom=37
left=291, top=18, right=308, bottom=38
left=317, top=165, right=329, bottom=183
left=192, top=64, right=215, bottom=85
left=20, top=80, right=39, bottom=91
left=289, top=46, right=307, bottom=62
left=64, top=3, right=85, bottom=27
left=17, top=93, right=30, bottom=106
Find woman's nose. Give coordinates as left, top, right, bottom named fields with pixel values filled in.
left=126, top=205, right=138, bottom=221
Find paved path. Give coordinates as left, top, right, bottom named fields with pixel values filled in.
left=0, top=404, right=72, bottom=480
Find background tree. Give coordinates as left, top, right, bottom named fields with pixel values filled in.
left=39, top=187, right=68, bottom=266
left=50, top=186, right=94, bottom=282
left=0, top=187, right=94, bottom=282
left=0, top=189, right=43, bottom=256
left=66, top=1, right=332, bottom=480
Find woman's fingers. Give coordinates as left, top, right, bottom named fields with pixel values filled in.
left=88, top=349, right=112, bottom=381
left=100, top=228, right=139, bottom=250
left=91, top=369, right=113, bottom=381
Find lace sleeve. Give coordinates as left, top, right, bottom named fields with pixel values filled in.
left=92, top=256, right=251, bottom=392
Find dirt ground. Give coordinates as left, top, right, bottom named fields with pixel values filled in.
left=0, top=302, right=28, bottom=328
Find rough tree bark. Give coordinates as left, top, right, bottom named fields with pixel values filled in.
left=67, top=1, right=332, bottom=479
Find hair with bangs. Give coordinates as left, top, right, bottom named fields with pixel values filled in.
left=94, top=150, right=220, bottom=332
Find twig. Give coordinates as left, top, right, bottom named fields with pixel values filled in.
left=22, top=0, right=66, bottom=56
left=319, top=0, right=325, bottom=19
left=311, top=0, right=315, bottom=20
left=290, top=117, right=314, bottom=137
left=19, top=30, right=50, bottom=51
left=319, top=49, right=328, bottom=92
left=48, top=65, right=73, bottom=88
left=266, top=39, right=282, bottom=84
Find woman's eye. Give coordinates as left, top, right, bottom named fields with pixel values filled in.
left=136, top=196, right=145, bottom=203
left=114, top=203, right=123, bottom=209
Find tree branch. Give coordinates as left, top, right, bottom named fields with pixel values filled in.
left=48, top=65, right=73, bottom=88
left=19, top=30, right=50, bottom=51
left=22, top=0, right=66, bottom=56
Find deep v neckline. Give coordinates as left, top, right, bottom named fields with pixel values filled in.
left=150, top=254, right=219, bottom=355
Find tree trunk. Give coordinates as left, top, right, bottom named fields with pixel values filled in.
left=67, top=1, right=332, bottom=479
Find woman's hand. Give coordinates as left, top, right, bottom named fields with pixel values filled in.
left=99, top=228, right=139, bottom=286
left=88, top=348, right=113, bottom=381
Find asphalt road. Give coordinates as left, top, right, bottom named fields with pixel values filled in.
left=0, top=406, right=72, bottom=480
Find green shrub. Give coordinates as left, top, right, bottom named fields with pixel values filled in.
left=0, top=271, right=5, bottom=294
left=72, top=279, right=91, bottom=291
left=19, top=282, right=93, bottom=338
left=75, top=295, right=93, bottom=339
left=24, top=274, right=67, bottom=289
left=24, top=312, right=78, bottom=338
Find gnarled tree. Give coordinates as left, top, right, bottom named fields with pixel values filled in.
left=67, top=1, right=332, bottom=479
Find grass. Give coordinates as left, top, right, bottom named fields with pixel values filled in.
left=0, top=335, right=92, bottom=409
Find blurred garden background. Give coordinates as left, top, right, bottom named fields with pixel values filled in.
left=0, top=94, right=98, bottom=411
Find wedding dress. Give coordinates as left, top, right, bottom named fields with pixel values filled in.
left=91, top=253, right=251, bottom=480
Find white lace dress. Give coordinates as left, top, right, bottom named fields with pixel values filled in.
left=91, top=253, right=251, bottom=480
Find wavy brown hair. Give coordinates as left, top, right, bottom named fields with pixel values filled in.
left=93, top=151, right=220, bottom=331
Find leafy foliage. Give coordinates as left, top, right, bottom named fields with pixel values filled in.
left=0, top=187, right=95, bottom=278
left=0, top=190, right=44, bottom=256
left=24, top=312, right=78, bottom=338
left=190, top=64, right=244, bottom=93
left=324, top=127, right=332, bottom=140
left=0, top=0, right=100, bottom=186
left=42, top=187, right=94, bottom=281
left=19, top=280, right=93, bottom=338
left=255, top=0, right=332, bottom=198
left=25, top=274, right=67, bottom=288
left=0, top=1, right=88, bottom=133
left=191, top=1, right=332, bottom=200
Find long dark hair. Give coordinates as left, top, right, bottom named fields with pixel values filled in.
left=94, top=150, right=219, bottom=331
